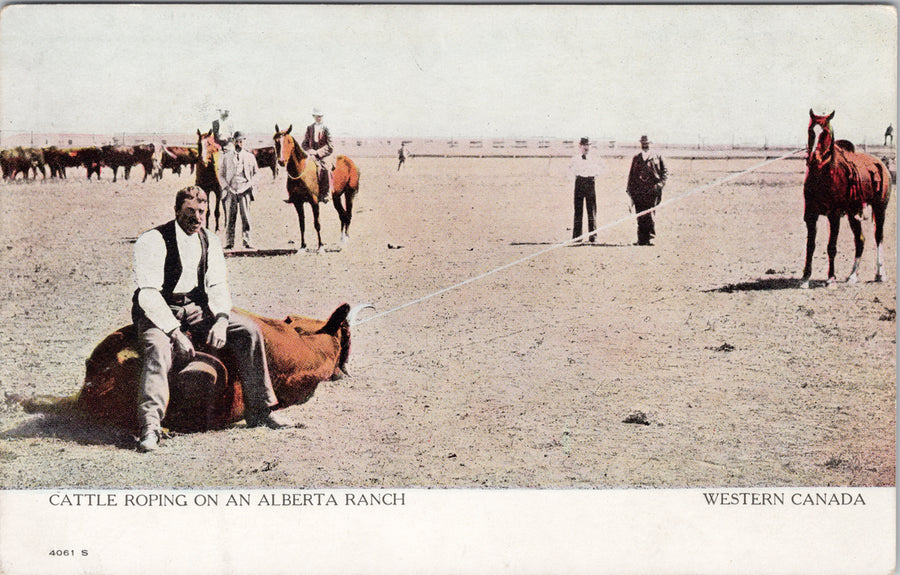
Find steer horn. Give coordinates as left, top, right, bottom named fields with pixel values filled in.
left=347, top=303, right=375, bottom=327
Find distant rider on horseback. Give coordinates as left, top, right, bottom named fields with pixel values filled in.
left=301, top=107, right=333, bottom=204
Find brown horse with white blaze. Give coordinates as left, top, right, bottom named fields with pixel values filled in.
left=802, top=110, right=892, bottom=288
left=273, top=124, right=360, bottom=250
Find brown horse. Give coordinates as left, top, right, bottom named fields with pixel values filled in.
left=195, top=129, right=224, bottom=231
left=802, top=110, right=892, bottom=288
left=273, top=124, right=360, bottom=250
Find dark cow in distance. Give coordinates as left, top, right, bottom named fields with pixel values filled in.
left=1, top=148, right=32, bottom=180
left=0, top=147, right=45, bottom=180
left=101, top=144, right=155, bottom=182
left=13, top=303, right=373, bottom=435
left=153, top=145, right=198, bottom=180
left=73, top=146, right=103, bottom=180
left=42, top=146, right=81, bottom=179
left=251, top=146, right=279, bottom=179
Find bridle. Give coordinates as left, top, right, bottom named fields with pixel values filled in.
left=199, top=132, right=220, bottom=167
left=807, top=121, right=835, bottom=171
left=277, top=133, right=307, bottom=181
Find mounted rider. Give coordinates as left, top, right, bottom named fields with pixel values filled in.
left=301, top=107, right=333, bottom=204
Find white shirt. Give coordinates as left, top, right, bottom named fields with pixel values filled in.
left=218, top=148, right=258, bottom=195
left=134, top=222, right=231, bottom=334
left=568, top=152, right=605, bottom=179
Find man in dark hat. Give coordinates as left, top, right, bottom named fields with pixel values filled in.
left=566, top=137, right=605, bottom=243
left=626, top=135, right=667, bottom=246
left=132, top=185, right=290, bottom=452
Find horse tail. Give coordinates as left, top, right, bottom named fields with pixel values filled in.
left=876, top=157, right=893, bottom=206
left=348, top=158, right=360, bottom=190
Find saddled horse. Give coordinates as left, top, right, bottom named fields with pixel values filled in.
left=273, top=124, right=361, bottom=250
left=801, top=110, right=892, bottom=288
left=195, top=129, right=224, bottom=231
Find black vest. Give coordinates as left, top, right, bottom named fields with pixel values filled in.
left=132, top=220, right=209, bottom=324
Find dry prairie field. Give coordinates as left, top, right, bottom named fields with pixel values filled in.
left=0, top=152, right=895, bottom=488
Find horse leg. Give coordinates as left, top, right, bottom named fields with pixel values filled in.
left=312, top=202, right=324, bottom=252
left=294, top=201, right=307, bottom=251
left=845, top=214, right=865, bottom=283
left=214, top=190, right=223, bottom=233
left=801, top=215, right=817, bottom=289
left=825, top=213, right=841, bottom=287
left=332, top=191, right=348, bottom=243
left=344, top=190, right=355, bottom=241
left=873, top=203, right=888, bottom=282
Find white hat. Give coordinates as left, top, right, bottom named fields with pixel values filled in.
left=312, top=107, right=324, bottom=116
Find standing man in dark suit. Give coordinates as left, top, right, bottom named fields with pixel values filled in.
left=626, top=135, right=667, bottom=246
left=301, top=107, right=333, bottom=204
left=397, top=142, right=407, bottom=171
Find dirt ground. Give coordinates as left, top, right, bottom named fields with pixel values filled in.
left=0, top=152, right=895, bottom=488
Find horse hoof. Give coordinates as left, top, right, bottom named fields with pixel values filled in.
left=846, top=274, right=858, bottom=284
left=826, top=277, right=837, bottom=288
left=799, top=280, right=810, bottom=290
left=875, top=274, right=885, bottom=283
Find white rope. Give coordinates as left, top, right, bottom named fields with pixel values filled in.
left=353, top=149, right=806, bottom=327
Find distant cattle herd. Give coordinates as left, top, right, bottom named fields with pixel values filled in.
left=0, top=142, right=278, bottom=182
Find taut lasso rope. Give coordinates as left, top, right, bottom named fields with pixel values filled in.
left=352, top=149, right=806, bottom=326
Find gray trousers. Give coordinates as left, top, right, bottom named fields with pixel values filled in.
left=225, top=191, right=252, bottom=247
left=136, top=303, right=277, bottom=433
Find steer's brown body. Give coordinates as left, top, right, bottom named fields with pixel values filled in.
left=19, top=304, right=355, bottom=434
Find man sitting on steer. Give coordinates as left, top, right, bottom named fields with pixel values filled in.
left=301, top=107, right=333, bottom=204
left=132, top=185, right=291, bottom=452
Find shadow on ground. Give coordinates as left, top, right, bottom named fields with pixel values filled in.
left=706, top=277, right=817, bottom=292
left=509, top=241, right=633, bottom=248
left=0, top=413, right=135, bottom=449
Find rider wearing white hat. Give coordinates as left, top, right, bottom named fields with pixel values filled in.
left=301, top=107, right=333, bottom=204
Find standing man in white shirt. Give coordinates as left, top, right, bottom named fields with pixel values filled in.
left=567, top=137, right=604, bottom=243
left=132, top=185, right=290, bottom=452
left=218, top=131, right=259, bottom=250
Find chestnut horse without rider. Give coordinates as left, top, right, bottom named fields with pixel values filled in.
left=801, top=110, right=892, bottom=288
left=273, top=124, right=360, bottom=251
left=196, top=129, right=224, bottom=232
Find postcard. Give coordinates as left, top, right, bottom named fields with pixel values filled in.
left=0, top=4, right=895, bottom=574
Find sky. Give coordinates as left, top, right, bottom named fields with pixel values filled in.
left=0, top=4, right=896, bottom=146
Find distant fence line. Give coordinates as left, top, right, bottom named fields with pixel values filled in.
left=0, top=130, right=819, bottom=160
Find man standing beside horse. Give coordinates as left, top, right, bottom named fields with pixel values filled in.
left=218, top=131, right=259, bottom=250
left=132, top=185, right=290, bottom=452
left=301, top=107, right=333, bottom=204
left=626, top=135, right=668, bottom=246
